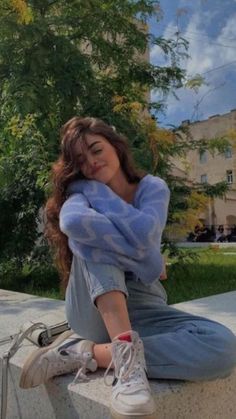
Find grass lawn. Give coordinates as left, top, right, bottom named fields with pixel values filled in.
left=163, top=247, right=236, bottom=304
left=1, top=247, right=236, bottom=304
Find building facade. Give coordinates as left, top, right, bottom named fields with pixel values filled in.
left=173, top=109, right=236, bottom=237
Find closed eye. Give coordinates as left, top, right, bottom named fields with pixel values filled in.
left=93, top=149, right=102, bottom=154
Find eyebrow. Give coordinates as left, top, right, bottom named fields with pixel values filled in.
left=77, top=140, right=101, bottom=158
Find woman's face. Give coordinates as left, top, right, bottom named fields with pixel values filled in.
left=75, top=134, right=121, bottom=185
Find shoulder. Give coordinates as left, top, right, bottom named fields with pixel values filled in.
left=139, top=174, right=170, bottom=193
left=134, top=174, right=170, bottom=206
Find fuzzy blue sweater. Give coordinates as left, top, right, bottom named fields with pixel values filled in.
left=59, top=174, right=170, bottom=284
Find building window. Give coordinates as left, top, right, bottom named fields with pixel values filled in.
left=226, top=170, right=233, bottom=184
left=201, top=174, right=208, bottom=184
left=199, top=150, right=207, bottom=163
left=225, top=146, right=232, bottom=159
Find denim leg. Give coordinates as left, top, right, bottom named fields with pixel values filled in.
left=65, top=256, right=128, bottom=343
left=126, top=279, right=236, bottom=381
left=141, top=311, right=236, bottom=381
left=66, top=257, right=236, bottom=381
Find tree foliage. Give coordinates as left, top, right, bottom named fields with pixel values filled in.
left=0, top=0, right=187, bottom=265
left=0, top=1, right=233, bottom=281
left=0, top=114, right=48, bottom=261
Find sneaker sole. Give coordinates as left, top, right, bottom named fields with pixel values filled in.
left=110, top=407, right=157, bottom=419
left=19, top=330, right=74, bottom=389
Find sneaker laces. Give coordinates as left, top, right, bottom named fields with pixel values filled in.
left=62, top=348, right=94, bottom=385
left=104, top=340, right=138, bottom=386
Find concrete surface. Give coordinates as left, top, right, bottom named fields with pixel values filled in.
left=0, top=289, right=236, bottom=419
left=176, top=242, right=236, bottom=248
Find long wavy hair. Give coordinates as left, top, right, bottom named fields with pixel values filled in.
left=45, top=116, right=144, bottom=290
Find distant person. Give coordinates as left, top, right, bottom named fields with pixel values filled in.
left=227, top=225, right=236, bottom=242
left=216, top=225, right=226, bottom=243
left=192, top=224, right=201, bottom=241
left=195, top=224, right=212, bottom=242
left=187, top=231, right=196, bottom=242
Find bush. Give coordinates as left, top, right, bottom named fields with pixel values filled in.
left=0, top=242, right=61, bottom=297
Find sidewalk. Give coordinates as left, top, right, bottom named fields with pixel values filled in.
left=0, top=289, right=236, bottom=419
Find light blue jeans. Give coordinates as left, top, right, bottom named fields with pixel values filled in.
left=65, top=257, right=236, bottom=381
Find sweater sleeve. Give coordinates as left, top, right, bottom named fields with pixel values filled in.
left=67, top=176, right=170, bottom=249
left=59, top=193, right=146, bottom=260
left=68, top=237, right=163, bottom=284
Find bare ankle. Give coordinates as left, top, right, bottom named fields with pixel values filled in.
left=93, top=343, right=112, bottom=369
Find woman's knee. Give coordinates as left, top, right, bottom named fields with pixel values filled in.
left=214, top=326, right=236, bottom=376
left=198, top=324, right=236, bottom=379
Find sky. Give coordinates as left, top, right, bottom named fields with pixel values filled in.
left=150, top=0, right=236, bottom=128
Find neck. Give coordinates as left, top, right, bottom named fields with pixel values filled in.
left=107, top=170, right=138, bottom=203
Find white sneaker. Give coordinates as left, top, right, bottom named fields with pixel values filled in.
left=19, top=330, right=97, bottom=389
left=105, top=330, right=156, bottom=418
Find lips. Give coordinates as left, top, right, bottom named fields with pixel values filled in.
left=91, top=165, right=104, bottom=175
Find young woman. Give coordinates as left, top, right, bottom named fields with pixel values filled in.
left=20, top=117, right=236, bottom=419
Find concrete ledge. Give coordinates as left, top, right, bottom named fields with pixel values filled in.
left=1, top=289, right=236, bottom=419
left=176, top=242, right=236, bottom=248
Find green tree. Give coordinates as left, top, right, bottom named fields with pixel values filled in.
left=0, top=114, right=47, bottom=261
left=0, top=0, right=187, bottom=269
left=1, top=1, right=231, bottom=289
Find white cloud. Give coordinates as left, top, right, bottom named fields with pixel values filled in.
left=179, top=10, right=236, bottom=75
left=150, top=44, right=170, bottom=66
left=150, top=20, right=177, bottom=65
left=220, top=14, right=236, bottom=42
left=151, top=10, right=236, bottom=126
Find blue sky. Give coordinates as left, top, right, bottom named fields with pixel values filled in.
left=150, top=0, right=236, bottom=127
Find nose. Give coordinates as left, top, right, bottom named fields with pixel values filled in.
left=86, top=154, right=98, bottom=167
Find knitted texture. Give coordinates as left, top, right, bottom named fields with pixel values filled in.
left=59, top=175, right=170, bottom=284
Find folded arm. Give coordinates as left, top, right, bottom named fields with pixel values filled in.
left=68, top=236, right=163, bottom=284
left=67, top=175, right=170, bottom=249
left=60, top=193, right=145, bottom=260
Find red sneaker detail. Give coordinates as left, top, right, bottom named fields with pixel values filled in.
left=118, top=333, right=132, bottom=342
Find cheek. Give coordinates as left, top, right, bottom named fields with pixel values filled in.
left=111, top=153, right=120, bottom=169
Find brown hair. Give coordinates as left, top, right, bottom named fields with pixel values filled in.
left=45, top=116, right=144, bottom=290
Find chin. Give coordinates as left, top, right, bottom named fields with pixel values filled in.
left=93, top=173, right=112, bottom=184
left=89, top=175, right=108, bottom=184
